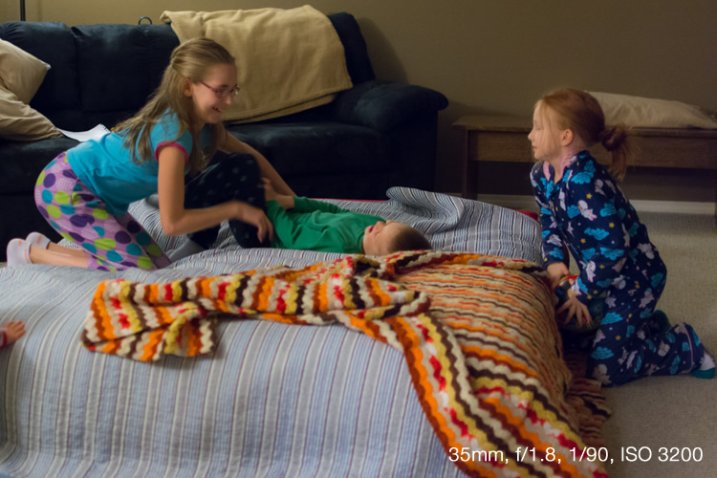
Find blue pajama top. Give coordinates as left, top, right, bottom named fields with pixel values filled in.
left=530, top=150, right=664, bottom=307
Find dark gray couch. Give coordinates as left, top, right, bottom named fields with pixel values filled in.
left=0, top=13, right=448, bottom=260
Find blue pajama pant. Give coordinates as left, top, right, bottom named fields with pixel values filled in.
left=560, top=265, right=706, bottom=386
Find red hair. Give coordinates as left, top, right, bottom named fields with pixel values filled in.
left=539, top=88, right=631, bottom=181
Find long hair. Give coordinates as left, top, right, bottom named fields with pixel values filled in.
left=539, top=88, right=631, bottom=181
left=114, top=38, right=235, bottom=173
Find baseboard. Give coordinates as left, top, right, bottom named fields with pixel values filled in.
left=473, top=194, right=715, bottom=216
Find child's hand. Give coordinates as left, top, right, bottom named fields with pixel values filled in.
left=235, top=202, right=274, bottom=243
left=557, top=289, right=593, bottom=328
left=2, top=320, right=25, bottom=344
left=547, top=262, right=570, bottom=289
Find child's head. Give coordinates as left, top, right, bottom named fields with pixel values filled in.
left=362, top=221, right=431, bottom=256
left=116, top=38, right=238, bottom=172
left=165, top=38, right=238, bottom=126
left=530, top=88, right=631, bottom=181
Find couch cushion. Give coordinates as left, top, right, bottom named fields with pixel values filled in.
left=332, top=80, right=449, bottom=132
left=0, top=85, right=62, bottom=140
left=73, top=24, right=178, bottom=113
left=0, top=38, right=50, bottom=103
left=0, top=22, right=80, bottom=111
left=328, top=12, right=374, bottom=84
left=229, top=122, right=388, bottom=176
left=0, top=137, right=77, bottom=194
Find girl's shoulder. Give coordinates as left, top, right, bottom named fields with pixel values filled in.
left=571, top=150, right=611, bottom=176
left=574, top=150, right=597, bottom=166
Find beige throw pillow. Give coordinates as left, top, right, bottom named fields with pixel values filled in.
left=0, top=86, right=62, bottom=141
left=589, top=91, right=717, bottom=129
left=0, top=39, right=51, bottom=104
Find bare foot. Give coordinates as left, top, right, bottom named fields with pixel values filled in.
left=2, top=320, right=25, bottom=344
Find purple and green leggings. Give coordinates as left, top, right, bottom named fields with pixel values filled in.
left=34, top=153, right=170, bottom=271
left=34, top=152, right=265, bottom=272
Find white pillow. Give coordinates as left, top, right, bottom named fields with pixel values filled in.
left=0, top=85, right=62, bottom=141
left=0, top=39, right=50, bottom=104
left=589, top=91, right=717, bottom=129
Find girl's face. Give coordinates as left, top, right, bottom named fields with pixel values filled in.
left=188, top=63, right=238, bottom=127
left=528, top=103, right=563, bottom=163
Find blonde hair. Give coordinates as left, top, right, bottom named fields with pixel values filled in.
left=114, top=38, right=235, bottom=173
left=538, top=88, right=631, bottom=181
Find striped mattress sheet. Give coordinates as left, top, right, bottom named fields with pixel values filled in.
left=0, top=187, right=607, bottom=478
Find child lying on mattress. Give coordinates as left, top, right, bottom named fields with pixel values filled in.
left=261, top=181, right=430, bottom=255
left=169, top=180, right=431, bottom=259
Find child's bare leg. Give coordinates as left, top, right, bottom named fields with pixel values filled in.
left=46, top=242, right=87, bottom=258
left=29, top=244, right=90, bottom=268
left=27, top=232, right=86, bottom=258
left=2, top=321, right=25, bottom=344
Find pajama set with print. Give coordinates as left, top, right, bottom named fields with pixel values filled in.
left=34, top=111, right=263, bottom=271
left=531, top=150, right=706, bottom=385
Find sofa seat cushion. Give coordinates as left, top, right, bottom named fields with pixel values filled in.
left=229, top=122, right=389, bottom=176
left=0, top=137, right=77, bottom=194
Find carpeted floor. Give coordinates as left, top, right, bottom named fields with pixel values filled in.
left=601, top=212, right=717, bottom=478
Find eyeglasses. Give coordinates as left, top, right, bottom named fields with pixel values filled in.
left=200, top=81, right=240, bottom=99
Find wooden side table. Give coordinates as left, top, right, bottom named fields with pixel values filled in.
left=453, top=115, right=532, bottom=199
left=453, top=115, right=717, bottom=218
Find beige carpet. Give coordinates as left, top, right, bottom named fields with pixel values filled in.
left=601, top=212, right=717, bottom=478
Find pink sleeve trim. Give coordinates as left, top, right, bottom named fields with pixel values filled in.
left=155, top=141, right=189, bottom=163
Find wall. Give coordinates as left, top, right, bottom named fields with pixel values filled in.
left=3, top=0, right=716, bottom=199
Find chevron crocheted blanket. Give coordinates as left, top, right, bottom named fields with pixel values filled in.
left=82, top=251, right=609, bottom=478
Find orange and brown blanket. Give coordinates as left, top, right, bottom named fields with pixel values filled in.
left=82, top=251, right=609, bottom=478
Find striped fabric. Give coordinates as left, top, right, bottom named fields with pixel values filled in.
left=0, top=188, right=607, bottom=477
left=81, top=251, right=608, bottom=477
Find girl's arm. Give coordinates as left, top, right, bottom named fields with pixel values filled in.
left=157, top=145, right=273, bottom=241
left=263, top=179, right=295, bottom=210
left=530, top=164, right=569, bottom=269
left=219, top=127, right=296, bottom=196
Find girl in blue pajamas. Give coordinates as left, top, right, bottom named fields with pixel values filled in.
left=528, top=88, right=714, bottom=386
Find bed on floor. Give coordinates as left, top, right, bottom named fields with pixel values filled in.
left=0, top=187, right=609, bottom=478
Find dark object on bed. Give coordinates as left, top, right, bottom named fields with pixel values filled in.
left=0, top=13, right=449, bottom=260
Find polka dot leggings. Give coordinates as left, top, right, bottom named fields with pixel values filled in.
left=34, top=152, right=170, bottom=271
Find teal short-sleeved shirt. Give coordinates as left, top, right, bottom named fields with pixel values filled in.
left=67, top=111, right=204, bottom=216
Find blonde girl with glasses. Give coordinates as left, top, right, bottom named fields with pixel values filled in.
left=7, top=38, right=294, bottom=271
left=528, top=88, right=714, bottom=385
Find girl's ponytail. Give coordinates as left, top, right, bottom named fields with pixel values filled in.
left=541, top=88, right=633, bottom=182
left=599, top=125, right=630, bottom=181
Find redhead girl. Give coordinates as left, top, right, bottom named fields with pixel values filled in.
left=529, top=88, right=714, bottom=385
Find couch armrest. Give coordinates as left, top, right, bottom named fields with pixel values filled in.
left=332, top=80, right=448, bottom=132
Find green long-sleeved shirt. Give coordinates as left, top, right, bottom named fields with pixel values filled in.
left=266, top=197, right=383, bottom=253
